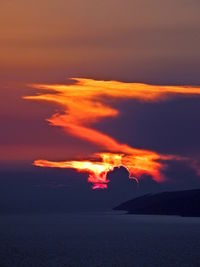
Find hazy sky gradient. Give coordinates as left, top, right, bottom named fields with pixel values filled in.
left=1, top=0, right=200, bottom=82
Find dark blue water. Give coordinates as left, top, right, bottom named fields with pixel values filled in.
left=0, top=212, right=200, bottom=267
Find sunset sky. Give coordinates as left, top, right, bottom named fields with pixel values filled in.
left=1, top=0, right=200, bottom=211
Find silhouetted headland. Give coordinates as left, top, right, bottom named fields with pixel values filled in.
left=114, top=189, right=200, bottom=217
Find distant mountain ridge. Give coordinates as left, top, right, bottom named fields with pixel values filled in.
left=114, top=189, right=200, bottom=217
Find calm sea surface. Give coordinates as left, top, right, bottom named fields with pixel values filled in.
left=0, top=212, right=200, bottom=267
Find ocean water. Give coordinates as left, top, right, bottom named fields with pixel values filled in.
left=0, top=212, right=200, bottom=267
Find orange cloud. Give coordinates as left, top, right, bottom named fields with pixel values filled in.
left=24, top=78, right=200, bottom=189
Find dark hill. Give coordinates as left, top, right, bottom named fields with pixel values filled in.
left=114, top=189, right=200, bottom=217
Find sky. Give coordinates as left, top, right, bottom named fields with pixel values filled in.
left=1, top=0, right=200, bottom=212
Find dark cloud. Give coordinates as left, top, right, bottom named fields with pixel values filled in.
left=96, top=96, right=200, bottom=157
left=1, top=160, right=200, bottom=214
left=0, top=167, right=137, bottom=213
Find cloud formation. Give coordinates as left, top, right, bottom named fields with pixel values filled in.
left=24, top=78, right=200, bottom=189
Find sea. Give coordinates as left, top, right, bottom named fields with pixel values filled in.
left=0, top=212, right=200, bottom=267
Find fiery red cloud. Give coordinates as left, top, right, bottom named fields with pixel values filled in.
left=24, top=78, right=200, bottom=189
